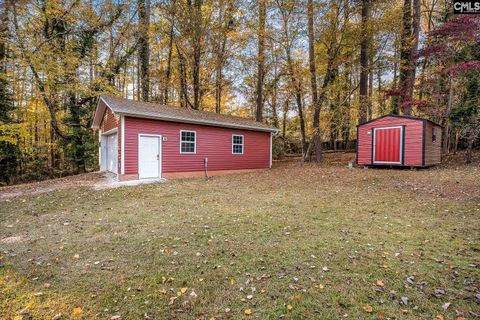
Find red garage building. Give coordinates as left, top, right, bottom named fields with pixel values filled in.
left=92, top=96, right=277, bottom=180
left=357, top=115, right=442, bottom=167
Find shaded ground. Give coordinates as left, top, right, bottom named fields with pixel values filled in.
left=0, top=152, right=479, bottom=319
left=0, top=172, right=165, bottom=200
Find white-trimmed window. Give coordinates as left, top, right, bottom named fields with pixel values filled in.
left=232, top=134, right=244, bottom=154
left=180, top=130, right=196, bottom=154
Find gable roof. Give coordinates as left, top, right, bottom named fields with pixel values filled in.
left=92, top=96, right=278, bottom=133
left=357, top=114, right=443, bottom=127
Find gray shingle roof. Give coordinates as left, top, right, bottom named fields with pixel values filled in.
left=92, top=96, right=278, bottom=132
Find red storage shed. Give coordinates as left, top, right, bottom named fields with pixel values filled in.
left=92, top=96, right=278, bottom=180
left=357, top=115, right=442, bottom=167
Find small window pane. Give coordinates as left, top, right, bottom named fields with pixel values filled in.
left=233, top=145, right=243, bottom=154
left=233, top=136, right=243, bottom=144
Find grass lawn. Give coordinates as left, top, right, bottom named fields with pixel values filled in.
left=1, top=153, right=479, bottom=319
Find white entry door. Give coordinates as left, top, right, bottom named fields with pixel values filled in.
left=106, top=133, right=118, bottom=173
left=139, top=135, right=161, bottom=179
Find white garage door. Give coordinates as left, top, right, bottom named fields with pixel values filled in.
left=106, top=133, right=118, bottom=174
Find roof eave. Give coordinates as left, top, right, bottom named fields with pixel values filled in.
left=356, top=114, right=443, bottom=128
left=117, top=111, right=279, bottom=133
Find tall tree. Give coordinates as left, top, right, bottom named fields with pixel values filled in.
left=138, top=0, right=151, bottom=102
left=403, top=0, right=420, bottom=115
left=393, top=0, right=420, bottom=115
left=304, top=0, right=323, bottom=162
left=0, top=0, right=19, bottom=184
left=192, top=0, right=203, bottom=110
left=256, top=0, right=266, bottom=121
left=358, top=0, right=370, bottom=124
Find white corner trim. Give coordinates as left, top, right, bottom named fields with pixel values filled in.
left=269, top=132, right=273, bottom=168
left=98, top=128, right=102, bottom=169
left=121, top=115, right=125, bottom=175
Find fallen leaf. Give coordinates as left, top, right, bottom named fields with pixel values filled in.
left=400, top=297, right=409, bottom=305
left=73, top=254, right=80, bottom=260
left=168, top=296, right=178, bottom=305
left=244, top=309, right=252, bottom=315
left=111, top=316, right=121, bottom=320
left=376, top=280, right=385, bottom=287
left=376, top=311, right=385, bottom=318
left=294, top=294, right=301, bottom=302
left=441, top=302, right=451, bottom=310
left=19, top=308, right=29, bottom=315
left=180, top=287, right=188, bottom=294
left=246, top=294, right=253, bottom=300
left=363, top=305, right=373, bottom=313
left=72, top=307, right=82, bottom=317
left=456, top=317, right=465, bottom=320
left=287, top=304, right=293, bottom=311
left=13, top=316, right=23, bottom=320
left=435, top=315, right=444, bottom=320
left=433, top=289, right=445, bottom=297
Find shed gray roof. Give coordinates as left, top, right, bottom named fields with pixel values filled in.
left=92, top=96, right=278, bottom=133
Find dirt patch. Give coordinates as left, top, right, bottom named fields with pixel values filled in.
left=0, top=236, right=23, bottom=244
left=0, top=172, right=110, bottom=200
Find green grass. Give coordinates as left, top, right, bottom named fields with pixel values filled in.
left=1, top=156, right=479, bottom=319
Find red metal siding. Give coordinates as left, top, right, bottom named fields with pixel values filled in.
left=123, top=116, right=271, bottom=174
left=357, top=116, right=423, bottom=166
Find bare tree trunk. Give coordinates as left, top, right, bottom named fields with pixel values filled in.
left=304, top=0, right=323, bottom=162
left=164, top=22, right=174, bottom=104
left=176, top=43, right=191, bottom=108
left=215, top=36, right=227, bottom=114
left=403, top=0, right=420, bottom=115
left=282, top=99, right=289, bottom=139
left=443, top=76, right=453, bottom=153
left=255, top=0, right=266, bottom=121
left=396, top=0, right=413, bottom=114
left=138, top=0, right=150, bottom=102
left=368, top=54, right=374, bottom=120
left=286, top=53, right=306, bottom=154
left=358, top=0, right=370, bottom=124
left=466, top=137, right=474, bottom=164
left=191, top=0, right=203, bottom=110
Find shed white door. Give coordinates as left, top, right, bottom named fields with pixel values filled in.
left=106, top=133, right=118, bottom=173
left=139, top=135, right=161, bottom=179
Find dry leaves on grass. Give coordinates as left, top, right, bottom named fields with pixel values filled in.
left=363, top=305, right=373, bottom=313
left=72, top=306, right=82, bottom=317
